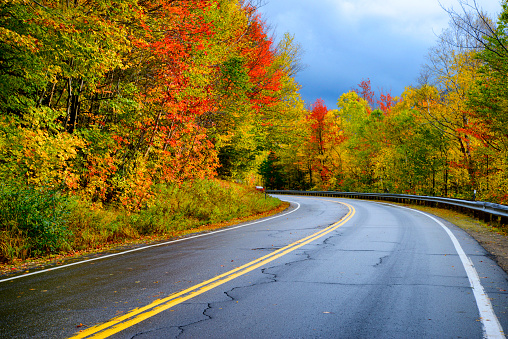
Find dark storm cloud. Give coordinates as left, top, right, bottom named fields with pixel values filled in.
left=258, top=0, right=502, bottom=109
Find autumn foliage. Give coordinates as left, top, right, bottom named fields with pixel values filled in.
left=2, top=0, right=508, bottom=261
left=0, top=0, right=293, bottom=209
left=0, top=0, right=305, bottom=260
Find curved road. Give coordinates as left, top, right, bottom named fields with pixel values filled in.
left=0, top=196, right=507, bottom=338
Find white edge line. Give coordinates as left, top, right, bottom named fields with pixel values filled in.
left=0, top=200, right=301, bottom=284
left=385, top=203, right=505, bottom=339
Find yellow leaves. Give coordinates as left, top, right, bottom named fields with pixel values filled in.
left=337, top=91, right=369, bottom=122
left=44, top=64, right=62, bottom=83
left=14, top=126, right=86, bottom=187
left=0, top=26, right=39, bottom=52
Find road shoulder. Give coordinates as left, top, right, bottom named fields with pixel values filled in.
left=396, top=203, right=508, bottom=274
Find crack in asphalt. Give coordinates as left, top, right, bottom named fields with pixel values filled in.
left=170, top=231, right=476, bottom=337
left=251, top=247, right=283, bottom=251
left=175, top=303, right=212, bottom=338
left=171, top=230, right=342, bottom=337
left=260, top=267, right=279, bottom=284
left=128, top=302, right=212, bottom=339
left=322, top=235, right=338, bottom=246
left=130, top=324, right=180, bottom=338
left=374, top=255, right=390, bottom=267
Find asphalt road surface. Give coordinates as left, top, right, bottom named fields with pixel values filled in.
left=1, top=195, right=507, bottom=338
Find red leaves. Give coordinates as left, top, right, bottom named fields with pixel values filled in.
left=309, top=99, right=328, bottom=120
left=308, top=98, right=328, bottom=145
left=353, top=79, right=375, bottom=113
left=377, top=90, right=398, bottom=115
left=239, top=14, right=283, bottom=113
left=10, top=0, right=290, bottom=208
left=352, top=79, right=399, bottom=115
left=303, top=99, right=343, bottom=186
left=119, top=0, right=219, bottom=193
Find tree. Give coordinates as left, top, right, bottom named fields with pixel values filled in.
left=466, top=1, right=508, bottom=148
left=259, top=151, right=286, bottom=189
left=294, top=99, right=347, bottom=190
left=446, top=0, right=508, bottom=202
left=352, top=78, right=375, bottom=112
left=0, top=0, right=307, bottom=208
left=418, top=15, right=488, bottom=196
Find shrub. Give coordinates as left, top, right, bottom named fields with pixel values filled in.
left=0, top=183, right=71, bottom=260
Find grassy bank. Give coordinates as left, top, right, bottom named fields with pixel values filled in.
left=0, top=180, right=282, bottom=264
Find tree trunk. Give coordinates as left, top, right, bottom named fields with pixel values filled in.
left=66, top=78, right=84, bottom=133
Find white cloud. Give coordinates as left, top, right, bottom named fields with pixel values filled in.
left=327, top=0, right=501, bottom=42
left=330, top=1, right=441, bottom=41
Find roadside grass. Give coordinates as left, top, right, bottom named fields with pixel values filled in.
left=0, top=179, right=284, bottom=271
left=393, top=203, right=507, bottom=236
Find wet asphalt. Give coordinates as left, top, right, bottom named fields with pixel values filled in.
left=0, top=195, right=507, bottom=338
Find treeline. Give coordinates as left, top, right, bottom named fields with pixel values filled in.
left=261, top=1, right=508, bottom=204
left=2, top=0, right=507, bottom=259
left=0, top=0, right=304, bottom=207
left=0, top=0, right=304, bottom=259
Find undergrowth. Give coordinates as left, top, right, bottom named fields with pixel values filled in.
left=0, top=184, right=72, bottom=260
left=0, top=179, right=281, bottom=263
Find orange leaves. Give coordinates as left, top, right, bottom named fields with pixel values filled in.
left=238, top=14, right=283, bottom=113
left=111, top=0, right=220, bottom=193
left=377, top=91, right=398, bottom=116
left=307, top=98, right=328, bottom=149
left=0, top=0, right=299, bottom=211
left=299, top=99, right=347, bottom=188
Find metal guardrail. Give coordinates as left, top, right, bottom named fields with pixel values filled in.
left=266, top=190, right=508, bottom=225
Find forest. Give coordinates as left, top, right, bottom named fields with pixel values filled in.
left=261, top=1, right=508, bottom=205
left=0, top=0, right=507, bottom=260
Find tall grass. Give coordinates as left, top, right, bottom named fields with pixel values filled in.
left=132, top=180, right=279, bottom=235
left=0, top=179, right=281, bottom=263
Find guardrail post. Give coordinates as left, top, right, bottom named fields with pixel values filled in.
left=500, top=216, right=508, bottom=230
left=482, top=211, right=490, bottom=224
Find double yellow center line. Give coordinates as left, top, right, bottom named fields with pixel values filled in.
left=72, top=201, right=355, bottom=338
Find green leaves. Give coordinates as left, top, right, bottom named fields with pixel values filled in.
left=0, top=184, right=72, bottom=258
left=468, top=2, right=508, bottom=143
left=0, top=0, right=304, bottom=204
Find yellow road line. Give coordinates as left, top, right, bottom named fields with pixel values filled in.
left=71, top=201, right=355, bottom=339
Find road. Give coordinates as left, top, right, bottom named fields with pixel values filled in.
left=1, top=195, right=507, bottom=338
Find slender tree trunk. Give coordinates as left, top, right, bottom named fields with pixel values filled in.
left=36, top=88, right=46, bottom=108
left=64, top=78, right=73, bottom=130
left=486, top=155, right=489, bottom=191
left=444, top=168, right=448, bottom=196
left=54, top=81, right=66, bottom=109
left=66, top=78, right=84, bottom=133
left=72, top=79, right=85, bottom=132
left=308, top=161, right=313, bottom=187
left=47, top=82, right=57, bottom=108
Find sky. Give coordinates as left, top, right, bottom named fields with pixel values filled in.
left=256, top=0, right=503, bottom=110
